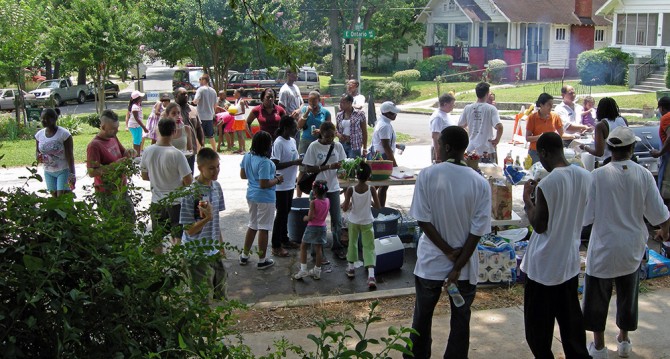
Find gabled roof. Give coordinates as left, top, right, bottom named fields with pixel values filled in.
left=595, top=0, right=619, bottom=16
left=456, top=0, right=491, bottom=22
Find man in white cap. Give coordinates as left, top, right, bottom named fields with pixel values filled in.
left=582, top=126, right=670, bottom=359
left=371, top=101, right=403, bottom=207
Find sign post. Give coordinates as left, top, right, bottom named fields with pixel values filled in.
left=343, top=26, right=376, bottom=86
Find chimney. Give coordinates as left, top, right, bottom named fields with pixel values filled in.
left=574, top=0, right=593, bottom=19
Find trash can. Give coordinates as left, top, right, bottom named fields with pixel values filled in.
left=371, top=207, right=401, bottom=238
left=288, top=197, right=310, bottom=243
left=26, top=107, right=42, bottom=122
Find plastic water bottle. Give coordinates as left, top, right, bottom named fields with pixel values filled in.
left=445, top=282, right=465, bottom=307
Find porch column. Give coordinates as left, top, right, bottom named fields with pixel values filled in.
left=426, top=23, right=435, bottom=46
left=482, top=22, right=488, bottom=46
left=448, top=23, right=455, bottom=46
left=658, top=13, right=664, bottom=48
left=611, top=15, right=618, bottom=46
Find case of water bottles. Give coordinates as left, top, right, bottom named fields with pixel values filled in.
left=477, top=236, right=517, bottom=287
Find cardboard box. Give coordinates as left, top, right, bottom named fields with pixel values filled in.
left=490, top=177, right=512, bottom=220
left=648, top=249, right=670, bottom=279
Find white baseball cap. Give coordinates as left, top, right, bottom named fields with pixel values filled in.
left=379, top=101, right=400, bottom=114
left=606, top=126, right=640, bottom=147
left=131, top=90, right=145, bottom=100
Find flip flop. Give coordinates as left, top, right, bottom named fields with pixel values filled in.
left=272, top=248, right=290, bottom=257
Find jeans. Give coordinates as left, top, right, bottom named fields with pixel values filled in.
left=404, top=276, right=477, bottom=359
left=326, top=190, right=344, bottom=252
left=271, top=189, right=294, bottom=249
left=341, top=141, right=361, bottom=159
left=44, top=168, right=70, bottom=191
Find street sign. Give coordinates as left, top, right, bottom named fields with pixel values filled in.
left=343, top=29, right=375, bottom=39
left=354, top=23, right=364, bottom=31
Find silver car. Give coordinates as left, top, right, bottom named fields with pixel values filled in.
left=0, top=89, right=36, bottom=111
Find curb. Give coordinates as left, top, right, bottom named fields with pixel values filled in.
left=247, top=287, right=416, bottom=309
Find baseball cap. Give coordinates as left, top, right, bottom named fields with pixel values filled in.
left=131, top=90, right=145, bottom=100
left=380, top=101, right=400, bottom=114
left=160, top=93, right=170, bottom=102
left=606, top=126, right=640, bottom=147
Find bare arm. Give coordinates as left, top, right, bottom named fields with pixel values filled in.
left=182, top=174, right=193, bottom=186
left=259, top=175, right=282, bottom=189
left=491, top=123, right=503, bottom=146
left=380, top=139, right=397, bottom=166
left=35, top=141, right=41, bottom=163
left=370, top=186, right=381, bottom=209
left=446, top=233, right=481, bottom=283
left=141, top=171, right=149, bottom=181
left=273, top=158, right=302, bottom=170
left=133, top=110, right=147, bottom=132
left=185, top=125, right=193, bottom=152
left=360, top=117, right=368, bottom=152
left=432, top=132, right=441, bottom=162
left=651, top=127, right=670, bottom=158
left=341, top=187, right=353, bottom=212
left=64, top=136, right=75, bottom=174
left=305, top=161, right=340, bottom=174
left=418, top=221, right=456, bottom=257
left=303, top=200, right=315, bottom=222
left=240, top=168, right=247, bottom=180
left=185, top=202, right=212, bottom=236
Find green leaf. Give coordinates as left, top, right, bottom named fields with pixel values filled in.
left=23, top=255, right=43, bottom=272
left=178, top=333, right=187, bottom=349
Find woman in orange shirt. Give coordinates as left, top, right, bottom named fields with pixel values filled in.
left=526, top=93, right=565, bottom=164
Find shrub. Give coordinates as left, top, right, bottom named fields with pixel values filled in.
left=577, top=47, right=632, bottom=85
left=0, top=118, right=40, bottom=141
left=57, top=115, right=83, bottom=135
left=319, top=53, right=333, bottom=73
left=374, top=81, right=405, bottom=103
left=666, top=55, right=670, bottom=89
left=80, top=113, right=101, bottom=129
left=414, top=55, right=453, bottom=81
left=485, top=59, right=507, bottom=83
left=392, top=69, right=421, bottom=93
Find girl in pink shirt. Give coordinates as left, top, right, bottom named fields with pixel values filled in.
left=293, top=180, right=329, bottom=281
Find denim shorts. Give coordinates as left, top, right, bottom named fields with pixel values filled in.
left=44, top=168, right=70, bottom=191
left=201, top=120, right=215, bottom=138
left=302, top=225, right=327, bottom=245
left=129, top=127, right=143, bottom=145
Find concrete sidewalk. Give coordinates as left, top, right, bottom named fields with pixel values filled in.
left=240, top=287, right=670, bottom=359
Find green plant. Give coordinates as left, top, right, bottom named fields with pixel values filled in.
left=576, top=47, right=632, bottom=85
left=57, top=115, right=83, bottom=135
left=0, top=118, right=39, bottom=141
left=374, top=81, right=405, bottom=103
left=321, top=53, right=333, bottom=74
left=392, top=69, right=420, bottom=93
left=485, top=59, right=507, bottom=83
left=414, top=55, right=453, bottom=81
left=666, top=55, right=670, bottom=89
left=80, top=112, right=101, bottom=129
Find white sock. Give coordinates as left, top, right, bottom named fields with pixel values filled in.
left=347, top=262, right=355, bottom=270
left=314, top=266, right=321, bottom=270
left=300, top=263, right=307, bottom=271
left=368, top=268, right=375, bottom=278
left=240, top=253, right=249, bottom=259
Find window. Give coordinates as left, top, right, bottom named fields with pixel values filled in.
left=555, top=28, right=566, bottom=41
left=595, top=29, right=605, bottom=42
left=444, top=0, right=456, bottom=12
left=616, top=13, right=658, bottom=46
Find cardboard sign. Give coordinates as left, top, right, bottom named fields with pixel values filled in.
left=490, top=177, right=512, bottom=220
left=146, top=91, right=159, bottom=102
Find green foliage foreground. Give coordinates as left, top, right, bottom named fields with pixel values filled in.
left=0, top=166, right=414, bottom=358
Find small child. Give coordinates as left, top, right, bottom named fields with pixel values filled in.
left=179, top=147, right=226, bottom=301
left=581, top=96, right=596, bottom=128
left=341, top=162, right=381, bottom=289
left=239, top=131, right=283, bottom=269
left=294, top=180, right=329, bottom=280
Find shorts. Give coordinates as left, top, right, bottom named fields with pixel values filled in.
left=44, top=168, right=70, bottom=191
left=150, top=203, right=183, bottom=239
left=233, top=119, right=246, bottom=132
left=129, top=127, right=143, bottom=145
left=302, top=225, right=327, bottom=245
left=582, top=270, right=640, bottom=332
left=201, top=120, right=215, bottom=138
left=247, top=201, right=275, bottom=231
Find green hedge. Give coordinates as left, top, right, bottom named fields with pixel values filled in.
left=576, top=47, right=632, bottom=85
left=666, top=54, right=670, bottom=89
left=392, top=69, right=420, bottom=92
left=415, top=55, right=453, bottom=81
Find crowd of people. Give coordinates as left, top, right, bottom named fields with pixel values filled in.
left=32, top=73, right=670, bottom=358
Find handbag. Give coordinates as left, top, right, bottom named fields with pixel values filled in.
left=298, top=143, right=334, bottom=194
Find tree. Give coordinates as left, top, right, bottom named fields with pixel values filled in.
left=0, top=0, right=41, bottom=124
left=50, top=0, right=142, bottom=113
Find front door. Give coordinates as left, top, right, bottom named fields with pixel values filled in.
left=525, top=25, right=544, bottom=80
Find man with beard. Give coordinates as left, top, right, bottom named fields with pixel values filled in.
left=175, top=87, right=204, bottom=172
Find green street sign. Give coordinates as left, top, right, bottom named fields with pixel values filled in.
left=343, top=29, right=375, bottom=39
left=354, top=23, right=364, bottom=31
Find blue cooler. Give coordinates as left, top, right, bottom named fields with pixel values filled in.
left=374, top=235, right=404, bottom=274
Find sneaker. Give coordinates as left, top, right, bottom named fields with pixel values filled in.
left=257, top=258, right=275, bottom=270
left=616, top=336, right=632, bottom=358
left=588, top=342, right=609, bottom=359
left=367, top=277, right=377, bottom=290
left=345, top=267, right=355, bottom=278
left=239, top=255, right=249, bottom=265
left=293, top=269, right=310, bottom=280
left=309, top=267, right=321, bottom=280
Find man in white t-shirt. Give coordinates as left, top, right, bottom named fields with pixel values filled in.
left=429, top=93, right=456, bottom=163
left=140, top=118, right=193, bottom=250
left=521, top=131, right=592, bottom=359
left=371, top=101, right=403, bottom=207
left=458, top=82, right=503, bottom=161
left=555, top=85, right=590, bottom=136
left=347, top=79, right=366, bottom=111
left=278, top=68, right=303, bottom=118
left=405, top=126, right=491, bottom=359
left=192, top=74, right=218, bottom=150
left=582, top=126, right=670, bottom=358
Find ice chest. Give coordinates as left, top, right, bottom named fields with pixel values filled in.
left=648, top=249, right=670, bottom=279
left=374, top=235, right=404, bottom=274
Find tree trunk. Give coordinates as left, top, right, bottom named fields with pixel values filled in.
left=53, top=61, right=61, bottom=79
left=77, top=67, right=87, bottom=85
left=44, top=58, right=52, bottom=80
left=329, top=9, right=343, bottom=82
left=15, top=68, right=23, bottom=125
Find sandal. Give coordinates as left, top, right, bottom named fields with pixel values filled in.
left=271, top=248, right=290, bottom=257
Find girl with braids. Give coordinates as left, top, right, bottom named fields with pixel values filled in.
left=294, top=180, right=329, bottom=281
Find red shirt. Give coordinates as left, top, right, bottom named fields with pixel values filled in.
left=86, top=135, right=127, bottom=192
left=251, top=105, right=286, bottom=138
left=660, top=112, right=670, bottom=145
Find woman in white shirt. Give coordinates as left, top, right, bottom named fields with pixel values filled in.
left=35, top=108, right=75, bottom=197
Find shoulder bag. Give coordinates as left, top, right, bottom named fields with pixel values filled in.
left=298, top=143, right=334, bottom=194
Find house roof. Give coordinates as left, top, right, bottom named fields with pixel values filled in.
left=492, top=0, right=610, bottom=26
left=455, top=0, right=491, bottom=22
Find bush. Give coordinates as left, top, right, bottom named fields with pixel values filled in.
left=414, top=55, right=453, bottom=81
left=365, top=59, right=418, bottom=74
left=57, top=115, right=83, bottom=135
left=374, top=81, right=405, bottom=103
left=577, top=47, right=632, bottom=85
left=666, top=55, right=670, bottom=89
left=319, top=53, right=333, bottom=74
left=80, top=113, right=101, bottom=129
left=392, top=69, right=421, bottom=93
left=485, top=59, right=507, bottom=83
left=0, top=118, right=40, bottom=141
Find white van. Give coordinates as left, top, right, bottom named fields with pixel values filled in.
left=277, top=67, right=320, bottom=93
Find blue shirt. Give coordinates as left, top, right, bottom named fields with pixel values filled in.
left=240, top=153, right=276, bottom=203
left=300, top=105, right=330, bottom=141
left=179, top=180, right=225, bottom=256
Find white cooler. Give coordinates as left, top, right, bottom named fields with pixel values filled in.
left=374, top=235, right=404, bottom=274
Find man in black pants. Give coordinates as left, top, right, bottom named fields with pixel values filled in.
left=521, top=132, right=592, bottom=358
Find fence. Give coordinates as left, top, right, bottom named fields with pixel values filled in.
left=542, top=80, right=591, bottom=97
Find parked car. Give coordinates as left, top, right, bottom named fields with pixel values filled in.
left=226, top=70, right=282, bottom=103
left=27, top=78, right=89, bottom=106
left=173, top=67, right=238, bottom=98
left=129, top=63, right=147, bottom=80
left=86, top=80, right=119, bottom=100
left=276, top=67, right=321, bottom=95
left=0, top=89, right=36, bottom=111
